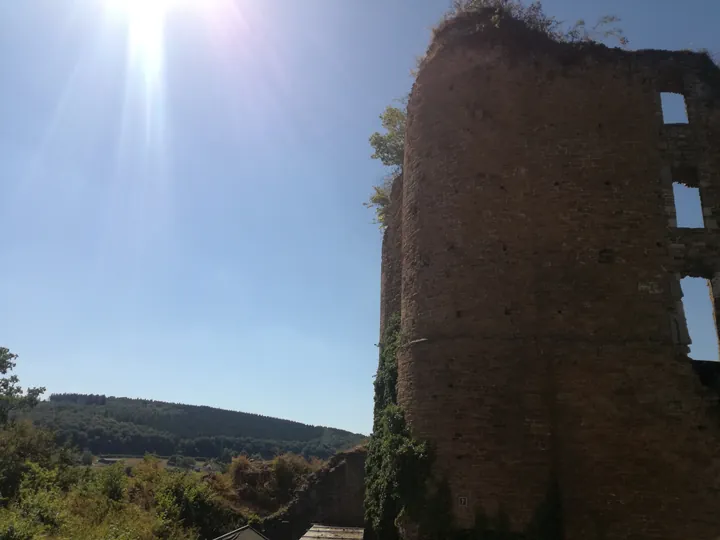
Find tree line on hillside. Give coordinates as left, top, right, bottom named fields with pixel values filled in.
left=0, top=347, right=329, bottom=539
left=19, top=394, right=365, bottom=460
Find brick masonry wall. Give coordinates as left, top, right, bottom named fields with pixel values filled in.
left=386, top=11, right=720, bottom=540
left=379, top=175, right=404, bottom=335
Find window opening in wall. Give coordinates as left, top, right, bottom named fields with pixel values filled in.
left=680, top=277, right=720, bottom=361
left=673, top=182, right=704, bottom=228
left=661, top=92, right=689, bottom=124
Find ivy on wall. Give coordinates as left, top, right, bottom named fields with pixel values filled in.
left=363, top=313, right=564, bottom=540
left=364, top=314, right=432, bottom=540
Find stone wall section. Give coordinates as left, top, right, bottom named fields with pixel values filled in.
left=379, top=175, right=404, bottom=335
left=261, top=448, right=366, bottom=540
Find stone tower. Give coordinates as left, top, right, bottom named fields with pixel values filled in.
left=379, top=10, right=720, bottom=540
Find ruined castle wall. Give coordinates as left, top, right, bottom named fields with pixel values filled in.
left=311, top=448, right=366, bottom=527
left=379, top=175, right=404, bottom=334
left=261, top=448, right=366, bottom=540
left=397, top=16, right=720, bottom=539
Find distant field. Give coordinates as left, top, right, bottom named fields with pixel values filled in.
left=92, top=457, right=161, bottom=468
left=92, top=455, right=215, bottom=469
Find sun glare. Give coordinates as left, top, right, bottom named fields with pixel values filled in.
left=104, top=0, right=190, bottom=151
left=102, top=0, right=255, bottom=153
left=106, top=0, right=178, bottom=81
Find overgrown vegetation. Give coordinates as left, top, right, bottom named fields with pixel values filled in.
left=364, top=315, right=564, bottom=539
left=364, top=315, right=432, bottom=540
left=365, top=0, right=627, bottom=228
left=227, top=452, right=323, bottom=511
left=365, top=311, right=564, bottom=536
left=0, top=347, right=327, bottom=539
left=0, top=348, right=45, bottom=426
left=445, top=0, right=627, bottom=46
left=364, top=100, right=406, bottom=228
left=0, top=450, right=244, bottom=540
left=21, top=393, right=364, bottom=461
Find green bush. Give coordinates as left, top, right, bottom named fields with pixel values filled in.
left=81, top=450, right=93, bottom=466
left=95, top=463, right=128, bottom=502
left=271, top=453, right=312, bottom=502
left=365, top=105, right=406, bottom=228
left=0, top=349, right=230, bottom=539
left=365, top=315, right=428, bottom=540
left=15, top=463, right=65, bottom=531
left=0, top=421, right=58, bottom=504
left=178, top=456, right=196, bottom=470
left=155, top=470, right=239, bottom=539
left=0, top=508, right=42, bottom=540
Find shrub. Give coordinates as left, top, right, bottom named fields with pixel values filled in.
left=271, top=453, right=312, bottom=502
left=127, top=455, right=164, bottom=511
left=155, top=471, right=239, bottom=539
left=0, top=509, right=40, bottom=540
left=447, top=0, right=627, bottom=46
left=365, top=102, right=406, bottom=229
left=95, top=463, right=128, bottom=502
left=81, top=450, right=93, bottom=466
left=16, top=487, right=64, bottom=531
left=0, top=421, right=57, bottom=504
left=228, top=455, right=252, bottom=488
left=307, top=457, right=326, bottom=471
left=178, top=456, right=196, bottom=470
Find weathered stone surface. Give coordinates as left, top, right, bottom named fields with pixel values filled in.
left=261, top=448, right=366, bottom=540
left=380, top=10, right=720, bottom=540
left=379, top=175, right=404, bottom=335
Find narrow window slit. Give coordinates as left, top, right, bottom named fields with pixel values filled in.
left=661, top=92, right=689, bottom=124
left=673, top=182, right=704, bottom=228
left=680, top=277, right=720, bottom=361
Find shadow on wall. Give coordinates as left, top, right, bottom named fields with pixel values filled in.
left=692, top=360, right=720, bottom=396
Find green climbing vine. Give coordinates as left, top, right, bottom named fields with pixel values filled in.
left=364, top=313, right=432, bottom=540
left=364, top=314, right=564, bottom=540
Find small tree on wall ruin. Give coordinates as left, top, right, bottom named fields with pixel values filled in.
left=363, top=0, right=628, bottom=229
left=365, top=100, right=407, bottom=228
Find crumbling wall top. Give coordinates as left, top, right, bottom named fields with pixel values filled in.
left=421, top=8, right=720, bottom=102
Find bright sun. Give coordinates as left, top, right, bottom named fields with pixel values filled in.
left=104, top=0, right=192, bottom=148
left=102, top=0, right=244, bottom=149
left=105, top=0, right=186, bottom=80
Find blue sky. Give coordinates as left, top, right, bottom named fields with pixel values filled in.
left=1, top=0, right=718, bottom=436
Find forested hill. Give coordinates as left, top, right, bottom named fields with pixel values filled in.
left=23, top=393, right=366, bottom=460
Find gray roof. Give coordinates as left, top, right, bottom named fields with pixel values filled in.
left=213, top=525, right=271, bottom=540
left=300, top=525, right=364, bottom=540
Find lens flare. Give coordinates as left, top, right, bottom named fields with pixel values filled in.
left=105, top=0, right=178, bottom=152
left=106, top=0, right=173, bottom=76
